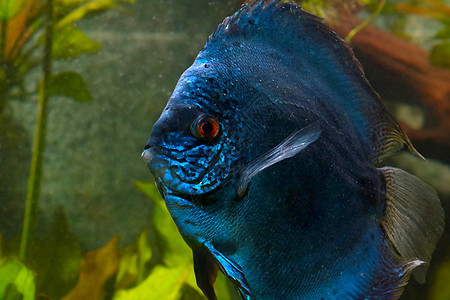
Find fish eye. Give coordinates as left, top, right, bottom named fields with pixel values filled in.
left=191, top=115, right=220, bottom=140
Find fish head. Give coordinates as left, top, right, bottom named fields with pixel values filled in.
left=143, top=67, right=245, bottom=194
left=142, top=58, right=250, bottom=238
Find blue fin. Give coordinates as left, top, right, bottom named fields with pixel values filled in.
left=204, top=241, right=253, bottom=299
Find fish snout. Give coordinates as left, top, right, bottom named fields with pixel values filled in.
left=142, top=133, right=162, bottom=163
left=142, top=142, right=159, bottom=164
left=142, top=145, right=168, bottom=182
left=141, top=148, right=154, bottom=163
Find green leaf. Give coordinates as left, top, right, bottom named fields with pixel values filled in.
left=137, top=229, right=152, bottom=264
left=134, top=182, right=197, bottom=289
left=52, top=24, right=100, bottom=60
left=435, top=24, right=450, bottom=40
left=0, top=258, right=35, bottom=300
left=0, top=233, right=3, bottom=259
left=213, top=272, right=236, bottom=300
left=28, top=209, right=82, bottom=299
left=134, top=181, right=160, bottom=200
left=49, top=71, right=92, bottom=102
left=115, top=228, right=153, bottom=290
left=55, top=0, right=136, bottom=30
left=429, top=259, right=450, bottom=300
left=113, top=265, right=202, bottom=300
left=135, top=181, right=191, bottom=266
left=137, top=229, right=152, bottom=282
left=55, top=0, right=96, bottom=4
left=115, top=247, right=139, bottom=290
left=0, top=0, right=26, bottom=21
left=430, top=41, right=450, bottom=68
left=178, top=284, right=206, bottom=300
left=133, top=182, right=236, bottom=300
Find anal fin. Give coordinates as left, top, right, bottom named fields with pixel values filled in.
left=380, top=167, right=445, bottom=283
left=362, top=239, right=423, bottom=300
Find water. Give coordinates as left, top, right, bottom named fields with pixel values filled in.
left=0, top=0, right=448, bottom=299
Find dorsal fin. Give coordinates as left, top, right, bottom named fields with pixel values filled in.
left=366, top=104, right=424, bottom=163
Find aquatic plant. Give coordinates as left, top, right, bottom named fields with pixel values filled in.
left=3, top=181, right=238, bottom=299
left=112, top=182, right=237, bottom=300
left=396, top=0, right=450, bottom=68
left=1, top=0, right=448, bottom=299
left=0, top=0, right=133, bottom=298
left=319, top=0, right=450, bottom=160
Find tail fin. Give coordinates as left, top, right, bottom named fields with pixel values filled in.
left=380, top=167, right=445, bottom=283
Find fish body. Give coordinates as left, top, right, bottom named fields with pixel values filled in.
left=143, top=1, right=444, bottom=299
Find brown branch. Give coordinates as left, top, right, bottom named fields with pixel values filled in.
left=327, top=9, right=450, bottom=150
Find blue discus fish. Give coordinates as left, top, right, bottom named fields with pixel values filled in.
left=142, top=1, right=444, bottom=299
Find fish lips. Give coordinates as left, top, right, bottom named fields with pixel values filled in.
left=142, top=146, right=172, bottom=188
left=142, top=146, right=163, bottom=179
left=142, top=146, right=223, bottom=198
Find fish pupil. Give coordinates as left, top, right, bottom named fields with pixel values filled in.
left=201, top=121, right=214, bottom=135
left=194, top=116, right=219, bottom=139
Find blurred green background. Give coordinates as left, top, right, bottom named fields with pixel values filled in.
left=0, top=0, right=448, bottom=299
left=1, top=0, right=241, bottom=249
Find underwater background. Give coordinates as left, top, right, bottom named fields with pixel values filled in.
left=0, top=0, right=449, bottom=299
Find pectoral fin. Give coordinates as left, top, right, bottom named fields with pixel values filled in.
left=380, top=167, right=445, bottom=283
left=237, top=122, right=322, bottom=197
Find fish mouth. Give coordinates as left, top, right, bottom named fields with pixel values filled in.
left=153, top=177, right=182, bottom=200
left=154, top=175, right=214, bottom=209
left=142, top=146, right=224, bottom=197
left=141, top=148, right=153, bottom=164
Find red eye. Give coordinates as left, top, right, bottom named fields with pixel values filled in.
left=192, top=115, right=220, bottom=140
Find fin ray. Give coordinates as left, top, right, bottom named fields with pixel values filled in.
left=363, top=251, right=422, bottom=300
left=380, top=167, right=444, bottom=283
left=237, top=122, right=322, bottom=197
left=371, top=112, right=423, bottom=162
left=204, top=241, right=253, bottom=298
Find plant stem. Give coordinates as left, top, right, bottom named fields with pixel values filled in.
left=345, top=0, right=386, bottom=43
left=0, top=20, right=7, bottom=116
left=0, top=20, right=6, bottom=62
left=20, top=0, right=54, bottom=260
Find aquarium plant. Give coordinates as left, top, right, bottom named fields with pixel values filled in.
left=1, top=0, right=448, bottom=299
left=0, top=0, right=134, bottom=298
